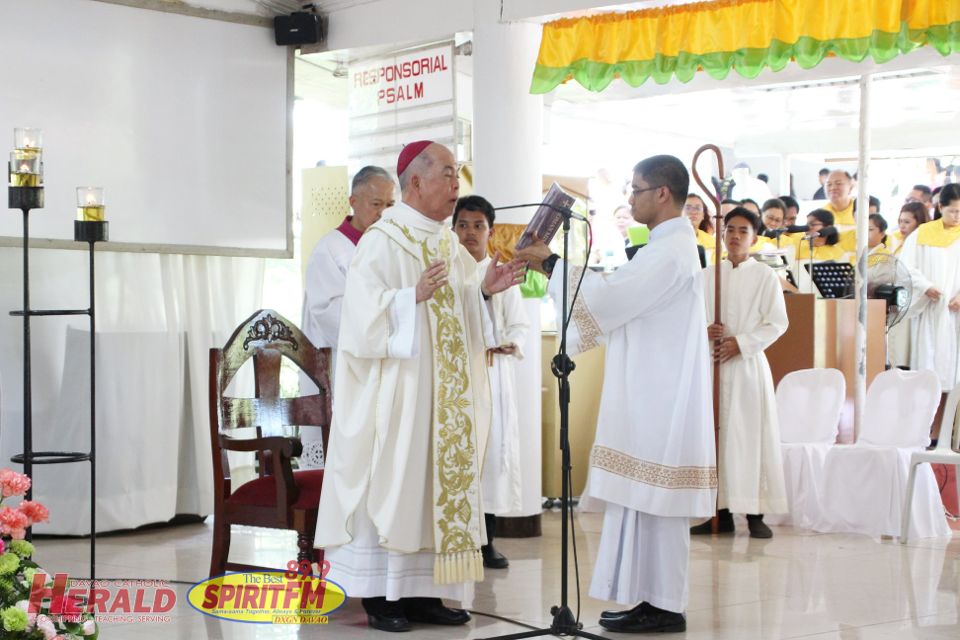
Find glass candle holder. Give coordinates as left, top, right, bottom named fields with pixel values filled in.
left=9, top=151, right=42, bottom=187
left=14, top=128, right=42, bottom=151
left=77, top=187, right=106, bottom=221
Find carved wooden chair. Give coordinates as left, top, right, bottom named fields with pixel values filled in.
left=208, top=309, right=331, bottom=576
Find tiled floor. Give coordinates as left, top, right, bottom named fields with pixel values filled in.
left=32, top=511, right=960, bottom=638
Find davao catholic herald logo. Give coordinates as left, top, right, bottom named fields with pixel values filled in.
left=188, top=560, right=346, bottom=624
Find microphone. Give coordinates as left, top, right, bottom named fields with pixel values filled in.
left=803, top=226, right=839, bottom=242
left=496, top=202, right=588, bottom=221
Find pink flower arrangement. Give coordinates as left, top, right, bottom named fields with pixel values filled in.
left=0, top=507, right=30, bottom=540
left=0, top=469, right=97, bottom=639
left=0, top=469, right=50, bottom=539
left=0, top=469, right=31, bottom=498
left=17, top=501, right=49, bottom=525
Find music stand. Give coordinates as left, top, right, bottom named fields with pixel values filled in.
left=803, top=262, right=855, bottom=299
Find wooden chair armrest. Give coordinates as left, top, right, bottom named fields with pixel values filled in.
left=219, top=435, right=302, bottom=457
left=219, top=435, right=302, bottom=509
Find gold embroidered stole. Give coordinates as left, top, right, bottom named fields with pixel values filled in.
left=917, top=219, right=960, bottom=249
left=380, top=218, right=484, bottom=585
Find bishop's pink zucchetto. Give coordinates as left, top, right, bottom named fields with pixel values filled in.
left=397, top=140, right=434, bottom=177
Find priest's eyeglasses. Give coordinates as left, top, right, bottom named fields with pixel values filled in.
left=632, top=185, right=662, bottom=196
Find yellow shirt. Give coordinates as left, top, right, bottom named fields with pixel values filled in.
left=782, top=231, right=805, bottom=244
left=867, top=243, right=893, bottom=266
left=888, top=230, right=906, bottom=254
left=823, top=200, right=856, bottom=227
left=839, top=229, right=857, bottom=253
left=793, top=238, right=852, bottom=263
left=695, top=228, right=717, bottom=249
left=837, top=231, right=898, bottom=256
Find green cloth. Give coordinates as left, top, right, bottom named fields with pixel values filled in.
left=520, top=270, right=549, bottom=299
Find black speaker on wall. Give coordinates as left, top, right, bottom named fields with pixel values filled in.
left=274, top=12, right=325, bottom=46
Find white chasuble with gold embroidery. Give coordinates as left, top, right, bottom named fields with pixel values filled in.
left=547, top=216, right=717, bottom=518
left=315, top=203, right=493, bottom=586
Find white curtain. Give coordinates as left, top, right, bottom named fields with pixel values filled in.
left=0, top=247, right=265, bottom=534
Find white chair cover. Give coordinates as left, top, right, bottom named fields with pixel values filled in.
left=816, top=369, right=949, bottom=539
left=778, top=369, right=845, bottom=443
left=767, top=369, right=844, bottom=527
left=901, top=381, right=960, bottom=542
left=859, top=369, right=941, bottom=447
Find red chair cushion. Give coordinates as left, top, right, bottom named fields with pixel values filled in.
left=227, top=469, right=324, bottom=510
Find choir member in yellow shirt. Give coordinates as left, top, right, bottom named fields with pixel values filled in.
left=684, top=193, right=717, bottom=251
left=867, top=214, right=893, bottom=258
left=793, top=209, right=850, bottom=263
left=890, top=201, right=930, bottom=255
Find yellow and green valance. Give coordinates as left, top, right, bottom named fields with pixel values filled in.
left=531, top=0, right=960, bottom=93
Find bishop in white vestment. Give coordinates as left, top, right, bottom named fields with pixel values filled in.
left=699, top=208, right=788, bottom=537
left=300, top=166, right=395, bottom=470
left=314, top=141, right=524, bottom=633
left=518, top=155, right=716, bottom=634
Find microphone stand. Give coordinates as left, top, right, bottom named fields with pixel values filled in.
left=807, top=235, right=816, bottom=295
left=481, top=203, right=603, bottom=640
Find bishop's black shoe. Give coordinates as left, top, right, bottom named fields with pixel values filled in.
left=361, top=597, right=411, bottom=633
left=401, top=597, right=471, bottom=626
left=598, top=604, right=686, bottom=634
left=600, top=601, right=650, bottom=620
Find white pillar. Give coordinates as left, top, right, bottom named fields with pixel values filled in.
left=472, top=1, right=544, bottom=518
left=854, top=74, right=872, bottom=441
left=472, top=0, right=543, bottom=221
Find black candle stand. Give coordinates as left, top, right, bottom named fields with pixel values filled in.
left=8, top=183, right=104, bottom=583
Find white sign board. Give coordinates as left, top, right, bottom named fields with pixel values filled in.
left=349, top=44, right=454, bottom=116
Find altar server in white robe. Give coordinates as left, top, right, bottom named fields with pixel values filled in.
left=899, top=182, right=960, bottom=443
left=452, top=194, right=529, bottom=570
left=692, top=207, right=788, bottom=539
left=314, top=141, right=525, bottom=633
left=518, top=155, right=716, bottom=635
left=299, top=166, right=395, bottom=470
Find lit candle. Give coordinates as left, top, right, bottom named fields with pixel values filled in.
left=76, top=187, right=106, bottom=221
left=14, top=128, right=42, bottom=151
left=9, top=151, right=41, bottom=187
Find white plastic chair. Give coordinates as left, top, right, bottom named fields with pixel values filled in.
left=767, top=369, right=845, bottom=528
left=900, top=381, right=960, bottom=543
left=816, top=369, right=948, bottom=539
